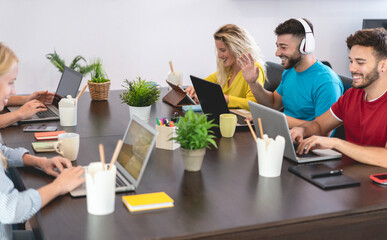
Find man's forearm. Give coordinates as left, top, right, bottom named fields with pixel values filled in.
left=301, top=120, right=322, bottom=137
left=286, top=115, right=308, bottom=129
left=334, top=139, right=387, bottom=168
left=248, top=81, right=276, bottom=108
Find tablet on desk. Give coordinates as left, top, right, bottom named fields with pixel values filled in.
left=162, top=80, right=196, bottom=107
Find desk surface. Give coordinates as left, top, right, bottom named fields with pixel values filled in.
left=5, top=90, right=387, bottom=240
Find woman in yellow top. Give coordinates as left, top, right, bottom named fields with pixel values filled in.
left=186, top=24, right=266, bottom=110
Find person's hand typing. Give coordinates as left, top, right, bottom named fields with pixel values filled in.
left=185, top=86, right=199, bottom=104
left=39, top=156, right=72, bottom=177
left=290, top=127, right=305, bottom=143
left=52, top=166, right=85, bottom=195
left=16, top=100, right=47, bottom=120
left=224, top=94, right=229, bottom=104
left=27, top=90, right=55, bottom=105
left=296, top=136, right=336, bottom=155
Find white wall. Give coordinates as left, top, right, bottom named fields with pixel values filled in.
left=1, top=0, right=386, bottom=94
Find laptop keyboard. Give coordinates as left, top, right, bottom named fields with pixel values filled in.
left=36, top=107, right=57, bottom=118
left=236, top=114, right=246, bottom=125
left=293, top=143, right=318, bottom=158
left=81, top=167, right=129, bottom=188
left=115, top=175, right=127, bottom=187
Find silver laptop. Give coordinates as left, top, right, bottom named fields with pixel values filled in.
left=248, top=101, right=342, bottom=163
left=7, top=66, right=83, bottom=122
left=70, top=115, right=157, bottom=197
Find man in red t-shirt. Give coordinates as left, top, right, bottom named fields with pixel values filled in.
left=290, top=28, right=387, bottom=168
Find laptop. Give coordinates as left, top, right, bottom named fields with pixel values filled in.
left=248, top=101, right=342, bottom=163
left=190, top=75, right=251, bottom=128
left=70, top=115, right=157, bottom=197
left=7, top=66, right=83, bottom=122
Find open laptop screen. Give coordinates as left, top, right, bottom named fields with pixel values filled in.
left=53, top=67, right=83, bottom=107
left=117, top=117, right=156, bottom=182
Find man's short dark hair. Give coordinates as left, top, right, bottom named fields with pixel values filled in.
left=346, top=28, right=387, bottom=60
left=274, top=18, right=314, bottom=38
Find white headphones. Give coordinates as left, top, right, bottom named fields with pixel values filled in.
left=297, top=18, right=315, bottom=54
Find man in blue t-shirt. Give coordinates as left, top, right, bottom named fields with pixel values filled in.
left=238, top=18, right=343, bottom=129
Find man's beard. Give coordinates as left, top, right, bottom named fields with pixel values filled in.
left=283, top=52, right=302, bottom=70
left=352, top=64, right=379, bottom=89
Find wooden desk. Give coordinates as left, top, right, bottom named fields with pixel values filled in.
left=4, top=90, right=387, bottom=240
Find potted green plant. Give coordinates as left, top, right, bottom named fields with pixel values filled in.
left=120, top=77, right=161, bottom=123
left=88, top=58, right=111, bottom=101
left=169, top=109, right=218, bottom=171
left=46, top=50, right=94, bottom=74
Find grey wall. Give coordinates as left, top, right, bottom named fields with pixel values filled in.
left=1, top=0, right=386, bottom=94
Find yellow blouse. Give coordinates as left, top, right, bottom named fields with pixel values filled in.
left=205, top=62, right=265, bottom=110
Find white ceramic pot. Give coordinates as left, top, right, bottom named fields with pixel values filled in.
left=180, top=148, right=206, bottom=172
left=129, top=105, right=151, bottom=123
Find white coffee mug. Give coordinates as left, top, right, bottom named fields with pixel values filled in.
left=54, top=133, right=80, bottom=161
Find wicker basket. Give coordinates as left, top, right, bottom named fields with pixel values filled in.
left=88, top=81, right=111, bottom=101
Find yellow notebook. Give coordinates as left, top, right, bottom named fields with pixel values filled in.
left=122, top=192, right=174, bottom=212
left=31, top=141, right=57, bottom=152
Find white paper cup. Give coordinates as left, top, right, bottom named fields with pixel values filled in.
left=54, top=133, right=80, bottom=161
left=59, top=98, right=77, bottom=126
left=86, top=162, right=116, bottom=215
left=257, top=135, right=285, bottom=177
left=167, top=71, right=183, bottom=86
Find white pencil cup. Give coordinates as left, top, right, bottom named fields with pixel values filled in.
left=257, top=135, right=285, bottom=177
left=86, top=162, right=116, bottom=215
left=59, top=95, right=77, bottom=126
left=155, top=125, right=180, bottom=150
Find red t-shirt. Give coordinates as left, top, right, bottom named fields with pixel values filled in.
left=330, top=88, right=387, bottom=147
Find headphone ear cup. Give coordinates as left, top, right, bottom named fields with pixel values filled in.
left=301, top=34, right=315, bottom=54
left=299, top=38, right=307, bottom=54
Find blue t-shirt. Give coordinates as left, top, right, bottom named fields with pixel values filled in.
left=276, top=61, right=343, bottom=121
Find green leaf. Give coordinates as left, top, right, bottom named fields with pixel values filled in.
left=169, top=109, right=218, bottom=150
left=88, top=58, right=110, bottom=83
left=119, top=77, right=161, bottom=106
left=46, top=50, right=93, bottom=75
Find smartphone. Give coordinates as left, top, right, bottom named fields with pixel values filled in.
left=370, top=173, right=387, bottom=185
left=23, top=125, right=57, bottom=132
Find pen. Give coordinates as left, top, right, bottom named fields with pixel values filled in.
left=311, top=169, right=343, bottom=179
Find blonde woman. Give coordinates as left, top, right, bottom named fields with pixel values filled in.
left=186, top=24, right=266, bottom=110
left=0, top=43, right=84, bottom=240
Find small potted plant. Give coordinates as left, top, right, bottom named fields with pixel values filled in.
left=46, top=50, right=94, bottom=74
left=120, top=77, right=161, bottom=123
left=88, top=58, right=111, bottom=101
left=170, top=109, right=218, bottom=172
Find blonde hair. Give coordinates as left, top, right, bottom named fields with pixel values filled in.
left=0, top=42, right=18, bottom=77
left=0, top=43, right=16, bottom=170
left=214, top=24, right=266, bottom=87
left=0, top=150, right=6, bottom=170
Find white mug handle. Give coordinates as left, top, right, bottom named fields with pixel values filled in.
left=54, top=142, right=64, bottom=156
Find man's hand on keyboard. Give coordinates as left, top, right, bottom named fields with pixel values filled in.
left=17, top=99, right=47, bottom=120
